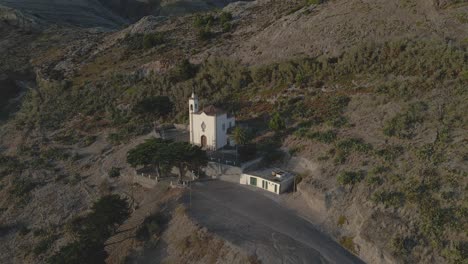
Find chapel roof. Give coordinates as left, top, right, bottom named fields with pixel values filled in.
left=196, top=105, right=226, bottom=116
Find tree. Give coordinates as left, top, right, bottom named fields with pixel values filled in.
left=269, top=112, right=286, bottom=131
left=127, top=139, right=207, bottom=181
left=171, top=59, right=197, bottom=81
left=168, top=141, right=207, bottom=182
left=232, top=127, right=248, bottom=146
left=132, top=96, right=174, bottom=118
left=127, top=138, right=172, bottom=177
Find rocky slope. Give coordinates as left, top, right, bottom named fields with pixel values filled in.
left=0, top=0, right=246, bottom=28
left=0, top=0, right=467, bottom=263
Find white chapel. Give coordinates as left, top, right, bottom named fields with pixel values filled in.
left=189, top=92, right=235, bottom=150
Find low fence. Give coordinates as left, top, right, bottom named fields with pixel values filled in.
left=133, top=172, right=158, bottom=188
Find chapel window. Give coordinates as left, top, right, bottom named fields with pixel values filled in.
left=201, top=122, right=206, bottom=132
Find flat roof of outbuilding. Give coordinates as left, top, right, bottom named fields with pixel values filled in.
left=244, top=168, right=294, bottom=183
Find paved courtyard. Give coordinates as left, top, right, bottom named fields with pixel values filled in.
left=184, top=180, right=365, bottom=264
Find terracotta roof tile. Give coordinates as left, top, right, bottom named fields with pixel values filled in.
left=196, top=105, right=226, bottom=116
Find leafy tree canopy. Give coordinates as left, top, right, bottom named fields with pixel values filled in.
left=132, top=96, right=174, bottom=118
left=127, top=139, right=207, bottom=180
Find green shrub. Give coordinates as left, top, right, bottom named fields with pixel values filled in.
left=340, top=236, right=357, bottom=254
left=142, top=32, right=165, bottom=49
left=193, top=14, right=215, bottom=28
left=375, top=145, right=404, bottom=162
left=336, top=138, right=372, bottom=154
left=417, top=144, right=444, bottom=165
left=123, top=33, right=145, bottom=50
left=269, top=112, right=286, bottom=131
left=171, top=59, right=197, bottom=82
left=327, top=116, right=348, bottom=128
left=132, top=96, right=174, bottom=118
left=366, top=175, right=383, bottom=186
left=372, top=190, right=405, bottom=208
left=306, top=130, right=337, bottom=143
left=370, top=166, right=390, bottom=175
left=82, top=135, right=97, bottom=147
left=288, top=146, right=303, bottom=156
left=294, top=127, right=309, bottom=137
left=389, top=236, right=415, bottom=257
left=337, top=215, right=347, bottom=227
left=0, top=154, right=23, bottom=176
left=232, top=127, right=251, bottom=146
left=441, top=241, right=468, bottom=264
left=222, top=22, right=232, bottom=32
left=383, top=102, right=428, bottom=139
left=197, top=26, right=213, bottom=40
left=306, top=0, right=323, bottom=4
left=220, top=12, right=233, bottom=32
left=41, top=147, right=70, bottom=161
left=333, top=151, right=347, bottom=164
left=9, top=178, right=36, bottom=199
left=219, top=12, right=233, bottom=25
left=34, top=235, right=58, bottom=255
left=337, top=171, right=364, bottom=186
left=108, top=167, right=121, bottom=178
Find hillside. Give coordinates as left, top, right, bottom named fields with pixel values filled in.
left=0, top=0, right=467, bottom=263
left=0, top=0, right=245, bottom=28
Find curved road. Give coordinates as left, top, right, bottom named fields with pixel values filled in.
left=184, top=180, right=365, bottom=264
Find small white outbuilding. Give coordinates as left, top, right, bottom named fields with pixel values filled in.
left=240, top=168, right=295, bottom=194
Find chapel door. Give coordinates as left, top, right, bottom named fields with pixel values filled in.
left=201, top=135, right=207, bottom=148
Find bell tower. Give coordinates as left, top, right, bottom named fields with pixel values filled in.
left=189, top=91, right=198, bottom=144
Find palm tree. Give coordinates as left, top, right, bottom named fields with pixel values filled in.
left=232, top=127, right=248, bottom=146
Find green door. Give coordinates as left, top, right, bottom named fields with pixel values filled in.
left=250, top=177, right=257, bottom=186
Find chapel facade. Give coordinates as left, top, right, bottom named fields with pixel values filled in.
left=189, top=93, right=235, bottom=150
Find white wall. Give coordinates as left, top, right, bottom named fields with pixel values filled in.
left=192, top=113, right=216, bottom=149
left=240, top=174, right=281, bottom=194
left=189, top=97, right=198, bottom=144
left=227, top=117, right=235, bottom=129
left=216, top=114, right=229, bottom=149
left=279, top=177, right=294, bottom=193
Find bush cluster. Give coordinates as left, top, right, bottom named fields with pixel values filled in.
left=372, top=190, right=406, bottom=208
left=337, top=170, right=364, bottom=186
left=383, top=102, right=428, bottom=139
left=193, top=12, right=233, bottom=40
left=142, top=32, right=165, bottom=49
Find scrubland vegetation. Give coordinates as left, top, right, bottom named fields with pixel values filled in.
left=4, top=32, right=467, bottom=263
